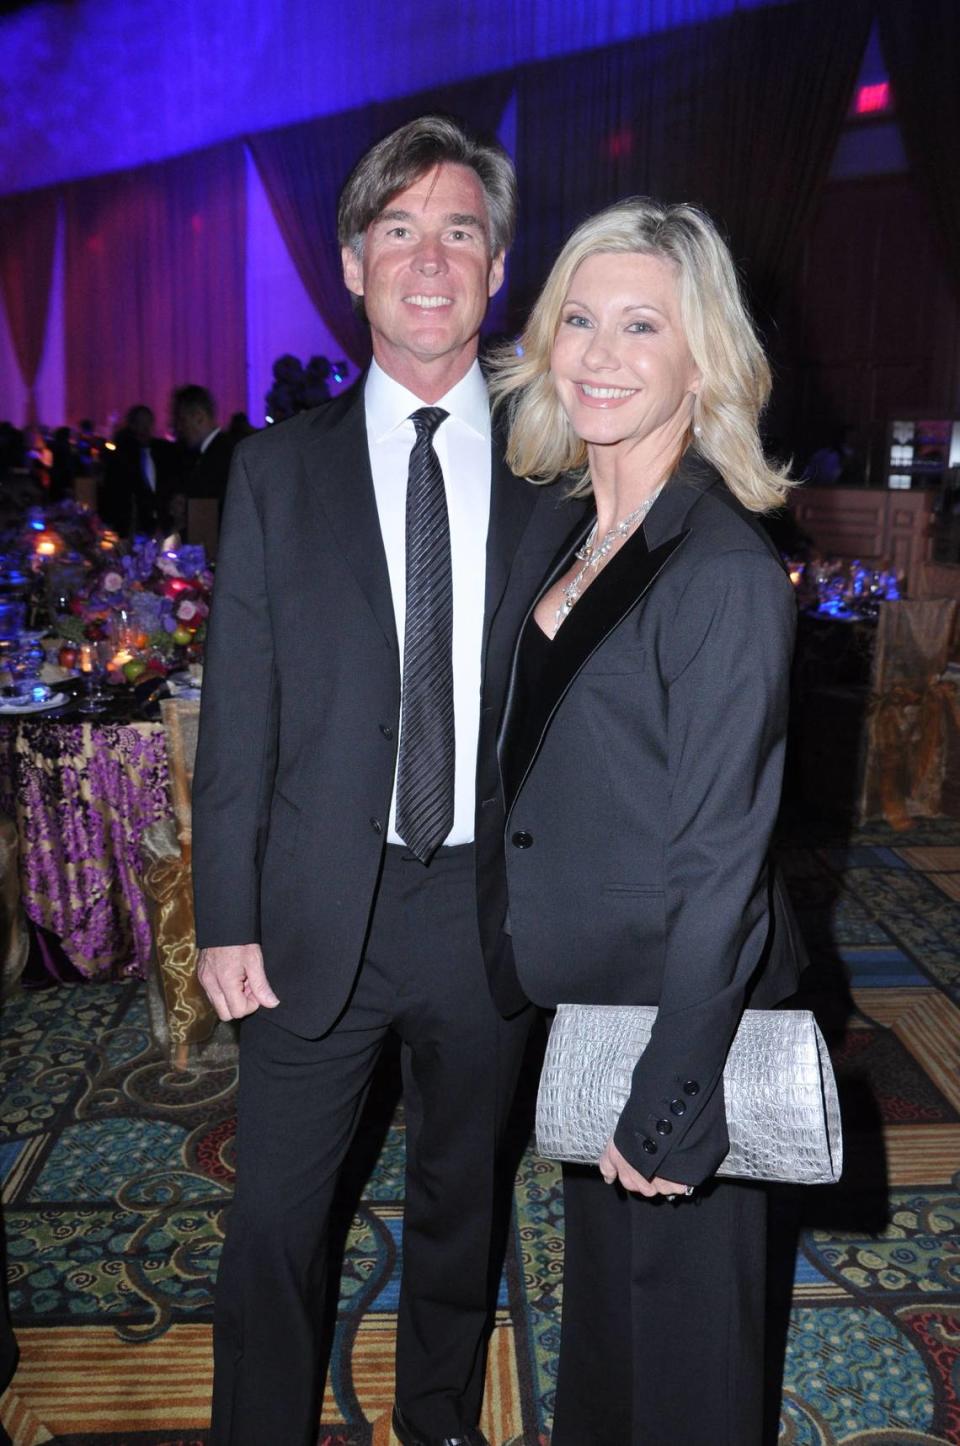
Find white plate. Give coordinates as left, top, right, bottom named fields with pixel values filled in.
left=0, top=691, right=70, bottom=716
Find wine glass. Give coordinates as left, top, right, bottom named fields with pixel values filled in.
left=77, top=640, right=112, bottom=713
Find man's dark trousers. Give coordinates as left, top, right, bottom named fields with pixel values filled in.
left=209, top=844, right=530, bottom=1446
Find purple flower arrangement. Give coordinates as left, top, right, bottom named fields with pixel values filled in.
left=57, top=537, right=212, bottom=679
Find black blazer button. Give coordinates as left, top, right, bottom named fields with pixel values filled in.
left=684, top=1080, right=700, bottom=1096
left=641, top=1138, right=658, bottom=1155
left=370, top=818, right=383, bottom=834
left=669, top=1098, right=686, bottom=1116
left=379, top=723, right=394, bottom=739
left=655, top=1118, right=673, bottom=1135
left=511, top=831, right=534, bottom=849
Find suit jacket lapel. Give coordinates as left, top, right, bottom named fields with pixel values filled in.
left=482, top=438, right=539, bottom=660
left=499, top=453, right=726, bottom=810
left=304, top=383, right=398, bottom=654
left=499, top=522, right=688, bottom=811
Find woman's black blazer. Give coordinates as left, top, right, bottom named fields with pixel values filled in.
left=499, top=453, right=806, bottom=1185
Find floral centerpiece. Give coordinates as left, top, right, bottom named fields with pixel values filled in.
left=56, top=537, right=212, bottom=682
left=0, top=499, right=113, bottom=568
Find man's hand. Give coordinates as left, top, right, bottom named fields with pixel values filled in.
left=599, top=1137, right=688, bottom=1198
left=197, top=943, right=279, bottom=1020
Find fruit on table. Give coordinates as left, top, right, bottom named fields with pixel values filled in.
left=122, top=659, right=148, bottom=683
left=171, top=626, right=193, bottom=645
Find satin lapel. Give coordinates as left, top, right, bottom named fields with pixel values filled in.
left=496, top=509, right=593, bottom=772
left=481, top=440, right=539, bottom=659
left=500, top=524, right=689, bottom=813
left=304, top=386, right=398, bottom=653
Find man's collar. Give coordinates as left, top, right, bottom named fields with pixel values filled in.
left=364, top=358, right=490, bottom=443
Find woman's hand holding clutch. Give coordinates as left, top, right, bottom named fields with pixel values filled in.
left=599, top=1138, right=694, bottom=1200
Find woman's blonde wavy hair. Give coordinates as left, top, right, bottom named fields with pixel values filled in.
left=488, top=197, right=796, bottom=512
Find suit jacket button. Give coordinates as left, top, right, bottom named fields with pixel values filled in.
left=511, top=831, right=534, bottom=849
left=669, top=1098, right=686, bottom=1116
left=379, top=724, right=394, bottom=739
left=655, top=1118, right=672, bottom=1135
left=641, top=1138, right=658, bottom=1155
left=684, top=1080, right=700, bottom=1096
left=370, top=818, right=383, bottom=834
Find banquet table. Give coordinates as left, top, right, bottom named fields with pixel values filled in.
left=0, top=705, right=171, bottom=980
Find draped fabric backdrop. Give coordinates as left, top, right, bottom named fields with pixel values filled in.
left=2, top=2, right=928, bottom=433
left=64, top=143, right=247, bottom=430
left=0, top=187, right=59, bottom=423
left=704, top=0, right=873, bottom=325
left=248, top=75, right=515, bottom=371
left=248, top=117, right=381, bottom=371
left=509, top=0, right=872, bottom=329
left=1, top=0, right=781, bottom=198
left=877, top=0, right=960, bottom=297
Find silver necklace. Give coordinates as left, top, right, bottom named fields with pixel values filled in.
left=555, top=487, right=663, bottom=633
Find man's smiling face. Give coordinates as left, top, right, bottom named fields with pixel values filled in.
left=342, top=162, right=504, bottom=396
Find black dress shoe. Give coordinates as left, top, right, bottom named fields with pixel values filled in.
left=391, top=1402, right=490, bottom=1446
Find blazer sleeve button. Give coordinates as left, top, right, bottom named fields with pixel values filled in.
left=511, top=831, right=534, bottom=849
left=669, top=1098, right=687, bottom=1116
left=683, top=1080, right=700, bottom=1096
left=370, top=818, right=383, bottom=834
left=641, top=1138, right=658, bottom=1155
left=655, top=1118, right=673, bottom=1135
left=379, top=724, right=394, bottom=739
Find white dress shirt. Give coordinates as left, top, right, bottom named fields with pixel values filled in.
left=365, top=358, right=492, bottom=847
left=140, top=446, right=156, bottom=492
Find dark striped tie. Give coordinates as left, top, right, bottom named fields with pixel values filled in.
left=395, top=406, right=455, bottom=863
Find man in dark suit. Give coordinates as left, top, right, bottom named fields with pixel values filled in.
left=99, top=404, right=176, bottom=536
left=192, top=116, right=579, bottom=1446
left=171, top=384, right=237, bottom=516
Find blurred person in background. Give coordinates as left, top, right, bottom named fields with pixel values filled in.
left=100, top=404, right=176, bottom=537
left=172, top=384, right=236, bottom=518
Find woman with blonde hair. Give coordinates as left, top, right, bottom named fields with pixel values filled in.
left=491, top=198, right=805, bottom=1444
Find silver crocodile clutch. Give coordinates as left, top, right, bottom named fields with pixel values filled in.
left=536, top=1004, right=843, bottom=1184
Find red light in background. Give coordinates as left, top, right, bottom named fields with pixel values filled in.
left=604, top=128, right=634, bottom=160
left=190, top=213, right=204, bottom=234
left=855, top=82, right=890, bottom=115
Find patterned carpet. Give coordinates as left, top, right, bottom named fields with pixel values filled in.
left=1, top=819, right=959, bottom=1445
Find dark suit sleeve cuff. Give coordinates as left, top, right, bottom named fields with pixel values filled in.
left=614, top=1081, right=730, bottom=1185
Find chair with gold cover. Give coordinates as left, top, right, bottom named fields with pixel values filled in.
left=142, top=697, right=237, bottom=1068
left=859, top=598, right=960, bottom=830
left=187, top=498, right=219, bottom=561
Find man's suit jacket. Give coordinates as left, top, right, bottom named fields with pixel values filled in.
left=99, top=433, right=177, bottom=536
left=498, top=453, right=806, bottom=1184
left=184, top=430, right=237, bottom=508
left=191, top=379, right=582, bottom=1039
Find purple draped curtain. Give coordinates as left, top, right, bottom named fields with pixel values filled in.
left=65, top=142, right=247, bottom=431
left=247, top=75, right=515, bottom=369
left=877, top=0, right=960, bottom=295
left=0, top=187, right=60, bottom=423
left=510, top=0, right=872, bottom=330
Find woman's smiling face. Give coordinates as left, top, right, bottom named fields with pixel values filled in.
left=549, top=250, right=701, bottom=453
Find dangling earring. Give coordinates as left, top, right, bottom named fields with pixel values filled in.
left=693, top=422, right=703, bottom=438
